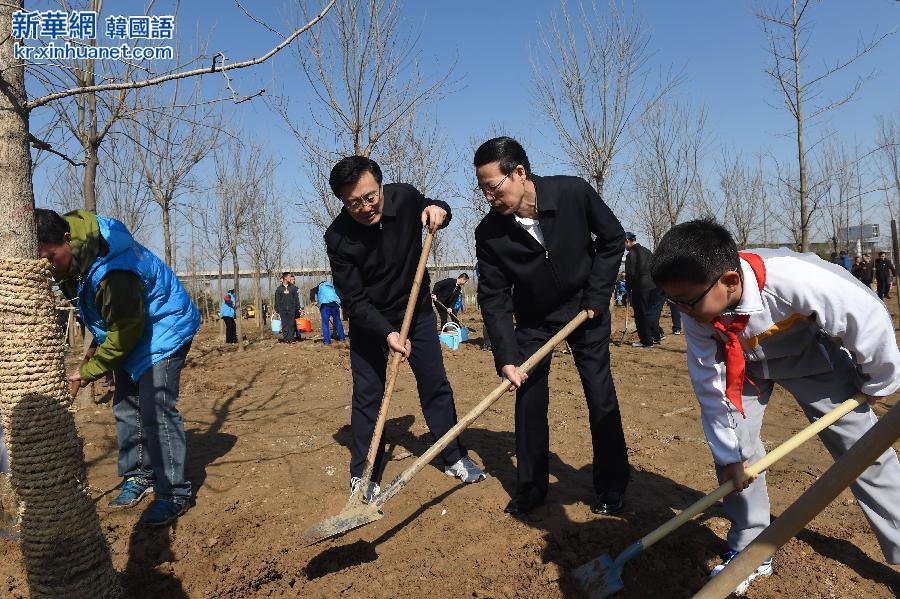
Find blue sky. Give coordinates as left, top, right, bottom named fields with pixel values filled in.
left=25, top=0, right=900, bottom=262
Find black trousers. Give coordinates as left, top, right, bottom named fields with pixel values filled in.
left=647, top=287, right=666, bottom=341
left=629, top=286, right=654, bottom=346
left=876, top=275, right=890, bottom=299
left=514, top=310, right=630, bottom=499
left=222, top=316, right=237, bottom=344
left=278, top=310, right=296, bottom=341
left=349, top=309, right=466, bottom=480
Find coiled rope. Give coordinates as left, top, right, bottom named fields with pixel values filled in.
left=0, top=258, right=119, bottom=598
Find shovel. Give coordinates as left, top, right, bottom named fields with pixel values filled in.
left=302, top=310, right=590, bottom=543
left=613, top=296, right=630, bottom=346
left=325, top=229, right=434, bottom=522
left=432, top=297, right=464, bottom=327
left=571, top=393, right=866, bottom=598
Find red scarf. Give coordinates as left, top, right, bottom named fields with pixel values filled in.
left=710, top=252, right=766, bottom=418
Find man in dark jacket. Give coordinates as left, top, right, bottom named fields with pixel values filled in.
left=274, top=272, right=300, bottom=343
left=860, top=253, right=875, bottom=288
left=474, top=137, right=630, bottom=516
left=325, top=156, right=485, bottom=501
left=875, top=251, right=896, bottom=300
left=431, top=272, right=469, bottom=327
left=624, top=232, right=664, bottom=347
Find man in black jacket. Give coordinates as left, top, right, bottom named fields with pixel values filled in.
left=624, top=232, right=663, bottom=347
left=473, top=137, right=630, bottom=516
left=875, top=251, right=896, bottom=300
left=325, top=156, right=486, bottom=501
left=274, top=272, right=300, bottom=343
left=431, top=272, right=469, bottom=327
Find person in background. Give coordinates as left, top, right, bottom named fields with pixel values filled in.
left=874, top=251, right=896, bottom=300
left=860, top=253, right=875, bottom=288
left=274, top=272, right=300, bottom=344
left=221, top=289, right=237, bottom=344
left=432, top=272, right=469, bottom=327
left=311, top=280, right=347, bottom=344
left=838, top=249, right=852, bottom=271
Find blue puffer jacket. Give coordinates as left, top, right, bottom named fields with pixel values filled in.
left=317, top=281, right=341, bottom=306
left=77, top=216, right=200, bottom=381
left=220, top=293, right=236, bottom=318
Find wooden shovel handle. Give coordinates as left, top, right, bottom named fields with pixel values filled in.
left=694, top=400, right=900, bottom=599
left=638, top=394, right=865, bottom=551
left=377, top=310, right=590, bottom=504
left=362, top=231, right=435, bottom=467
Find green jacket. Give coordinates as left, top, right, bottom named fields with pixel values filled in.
left=58, top=210, right=146, bottom=382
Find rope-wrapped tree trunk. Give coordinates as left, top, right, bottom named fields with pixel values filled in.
left=1, top=2, right=120, bottom=597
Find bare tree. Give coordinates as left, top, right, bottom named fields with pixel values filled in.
left=756, top=0, right=893, bottom=251
left=128, top=76, right=221, bottom=266
left=875, top=113, right=899, bottom=219
left=244, top=174, right=285, bottom=338
left=213, top=140, right=274, bottom=349
left=718, top=149, right=763, bottom=248
left=532, top=0, right=680, bottom=196
left=271, top=0, right=454, bottom=234
left=631, top=100, right=707, bottom=246
left=95, top=134, right=154, bottom=239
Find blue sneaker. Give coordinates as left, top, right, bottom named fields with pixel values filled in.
left=709, top=549, right=773, bottom=595
left=138, top=498, right=189, bottom=527
left=107, top=477, right=153, bottom=510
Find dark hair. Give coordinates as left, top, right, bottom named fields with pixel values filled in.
left=458, top=272, right=470, bottom=280
left=329, top=156, right=383, bottom=198
left=281, top=271, right=293, bottom=278
left=473, top=136, right=531, bottom=177
left=650, top=219, right=740, bottom=286
left=34, top=208, right=69, bottom=245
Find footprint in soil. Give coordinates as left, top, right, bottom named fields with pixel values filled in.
left=304, top=540, right=378, bottom=579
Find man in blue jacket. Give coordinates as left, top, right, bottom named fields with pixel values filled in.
left=221, top=289, right=237, bottom=344
left=35, top=208, right=200, bottom=527
left=311, top=280, right=346, bottom=344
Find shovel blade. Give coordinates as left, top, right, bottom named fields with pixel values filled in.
left=301, top=502, right=384, bottom=545
left=571, top=553, right=624, bottom=599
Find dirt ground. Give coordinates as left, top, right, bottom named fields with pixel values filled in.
left=1, top=306, right=899, bottom=598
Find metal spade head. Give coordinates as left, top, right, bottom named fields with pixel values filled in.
left=301, top=500, right=384, bottom=545
left=571, top=553, right=625, bottom=599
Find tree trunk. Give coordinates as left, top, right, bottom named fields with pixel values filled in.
left=254, top=263, right=263, bottom=338
left=231, top=247, right=244, bottom=351
left=793, top=0, right=809, bottom=253
left=0, top=4, right=119, bottom=596
left=161, top=199, right=173, bottom=267
left=217, top=260, right=224, bottom=341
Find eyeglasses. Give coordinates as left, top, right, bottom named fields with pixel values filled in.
left=474, top=173, right=509, bottom=199
left=345, top=189, right=381, bottom=212
left=665, top=276, right=720, bottom=310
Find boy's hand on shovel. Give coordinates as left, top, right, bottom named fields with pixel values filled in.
left=719, top=460, right=757, bottom=494
left=386, top=332, right=411, bottom=361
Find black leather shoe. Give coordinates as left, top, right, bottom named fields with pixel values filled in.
left=591, top=491, right=625, bottom=516
left=504, top=490, right=545, bottom=515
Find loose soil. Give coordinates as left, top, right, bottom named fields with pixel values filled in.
left=1, top=306, right=898, bottom=598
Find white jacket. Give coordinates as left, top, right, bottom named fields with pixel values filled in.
left=683, top=248, right=900, bottom=465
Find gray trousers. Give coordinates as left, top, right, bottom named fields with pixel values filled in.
left=720, top=345, right=900, bottom=563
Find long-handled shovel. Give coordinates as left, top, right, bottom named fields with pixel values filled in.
left=432, top=297, right=464, bottom=326
left=571, top=393, right=866, bottom=598
left=302, top=310, right=590, bottom=543
left=327, top=230, right=434, bottom=517
left=613, top=296, right=629, bottom=347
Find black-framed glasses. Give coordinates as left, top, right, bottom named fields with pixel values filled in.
left=345, top=188, right=381, bottom=212
left=474, top=173, right=509, bottom=199
left=665, top=276, right=720, bottom=310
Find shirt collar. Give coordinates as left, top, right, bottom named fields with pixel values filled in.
left=731, top=257, right=764, bottom=315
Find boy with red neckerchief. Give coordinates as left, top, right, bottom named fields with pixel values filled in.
left=650, top=219, right=900, bottom=593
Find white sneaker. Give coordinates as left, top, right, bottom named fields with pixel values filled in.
left=709, top=550, right=773, bottom=595
left=630, top=341, right=650, bottom=348
left=444, top=456, right=487, bottom=483
left=349, top=476, right=380, bottom=503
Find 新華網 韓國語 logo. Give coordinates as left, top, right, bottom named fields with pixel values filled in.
left=11, top=10, right=175, bottom=61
